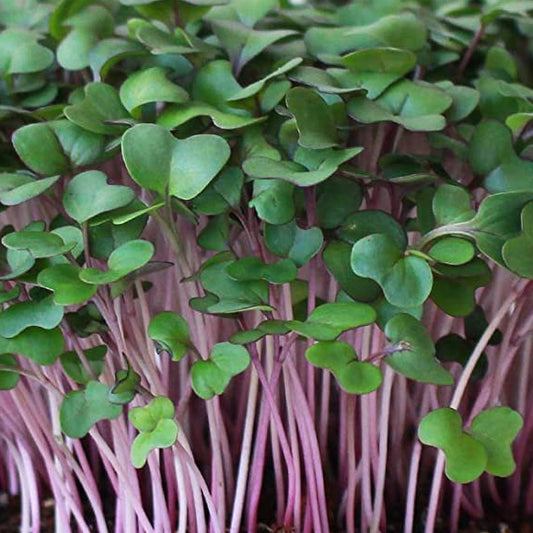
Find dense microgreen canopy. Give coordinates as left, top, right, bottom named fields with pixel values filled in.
left=1, top=0, right=533, bottom=530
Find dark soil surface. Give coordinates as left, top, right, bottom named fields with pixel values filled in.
left=2, top=491, right=532, bottom=533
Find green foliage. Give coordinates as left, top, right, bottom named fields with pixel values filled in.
left=60, top=381, right=122, bottom=438
left=419, top=407, right=523, bottom=483
left=191, top=342, right=250, bottom=399
left=129, top=396, right=178, bottom=468
left=1, top=0, right=532, bottom=486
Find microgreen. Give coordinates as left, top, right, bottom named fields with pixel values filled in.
left=1, top=1, right=533, bottom=532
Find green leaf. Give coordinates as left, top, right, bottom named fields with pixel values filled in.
left=435, top=81, right=479, bottom=122
left=249, top=180, right=294, bottom=224
left=121, top=123, right=231, bottom=199
left=56, top=6, right=113, bottom=71
left=108, top=366, right=141, bottom=404
left=227, top=257, right=297, bottom=284
left=38, top=264, right=98, bottom=305
left=12, top=123, right=68, bottom=175
left=0, top=296, right=63, bottom=338
left=243, top=147, right=362, bottom=187
left=80, top=240, right=154, bottom=284
left=64, top=83, right=130, bottom=135
left=305, top=340, right=382, bottom=394
left=60, top=381, right=122, bottom=438
left=191, top=342, right=250, bottom=399
left=431, top=259, right=491, bottom=317
left=60, top=345, right=107, bottom=384
left=0, top=327, right=64, bottom=365
left=0, top=28, right=54, bottom=74
left=264, top=221, right=323, bottom=267
left=324, top=241, right=380, bottom=302
left=351, top=234, right=432, bottom=308
left=119, top=67, right=189, bottom=115
left=348, top=80, right=452, bottom=132
left=131, top=418, right=178, bottom=468
left=466, top=191, right=533, bottom=265
left=0, top=354, right=19, bottom=390
left=432, top=184, right=474, bottom=227
left=502, top=202, right=533, bottom=277
left=286, top=302, right=376, bottom=341
left=418, top=408, right=487, bottom=483
left=195, top=255, right=271, bottom=314
left=339, top=210, right=407, bottom=249
left=469, top=407, right=523, bottom=477
left=158, top=101, right=265, bottom=130
left=429, top=238, right=475, bottom=266
left=0, top=174, right=60, bottom=206
left=316, top=177, right=362, bottom=229
left=285, top=87, right=337, bottom=149
left=305, top=14, right=427, bottom=58
left=2, top=230, right=75, bottom=258
left=468, top=120, right=514, bottom=176
left=148, top=311, right=191, bottom=361
left=64, top=171, right=136, bottom=224
left=435, top=334, right=488, bottom=381
left=385, top=314, right=453, bottom=385
left=228, top=58, right=302, bottom=101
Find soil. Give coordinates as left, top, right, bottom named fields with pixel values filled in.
left=2, top=491, right=532, bottom=533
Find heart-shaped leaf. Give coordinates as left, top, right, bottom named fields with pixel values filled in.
left=80, top=240, right=154, bottom=284
left=0, top=295, right=63, bottom=338
left=0, top=326, right=64, bottom=365
left=249, top=180, right=295, bottom=224
left=2, top=230, right=76, bottom=258
left=324, top=241, right=380, bottom=302
left=286, top=302, right=376, bottom=341
left=305, top=340, right=382, bottom=394
left=339, top=210, right=407, bottom=248
left=351, top=234, right=433, bottom=308
left=38, top=264, right=98, bottom=305
left=418, top=408, right=487, bottom=483
left=131, top=418, right=178, bottom=468
left=348, top=80, right=452, bottom=132
left=148, top=311, right=191, bottom=361
left=119, top=66, right=189, bottom=115
left=469, top=407, right=523, bottom=477
left=64, top=83, right=130, bottom=135
left=121, top=123, right=230, bottom=199
left=60, top=381, right=122, bottom=438
left=64, top=171, right=136, bottom=224
left=194, top=255, right=271, bottom=314
left=264, top=221, right=323, bottom=267
left=191, top=342, right=250, bottom=399
left=384, top=313, right=453, bottom=385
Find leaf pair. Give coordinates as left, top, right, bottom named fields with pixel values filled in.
left=306, top=341, right=382, bottom=394
left=419, top=407, right=523, bottom=483
left=129, top=396, right=178, bottom=468
left=122, top=123, right=230, bottom=200
left=351, top=233, right=432, bottom=308
left=191, top=342, right=250, bottom=399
